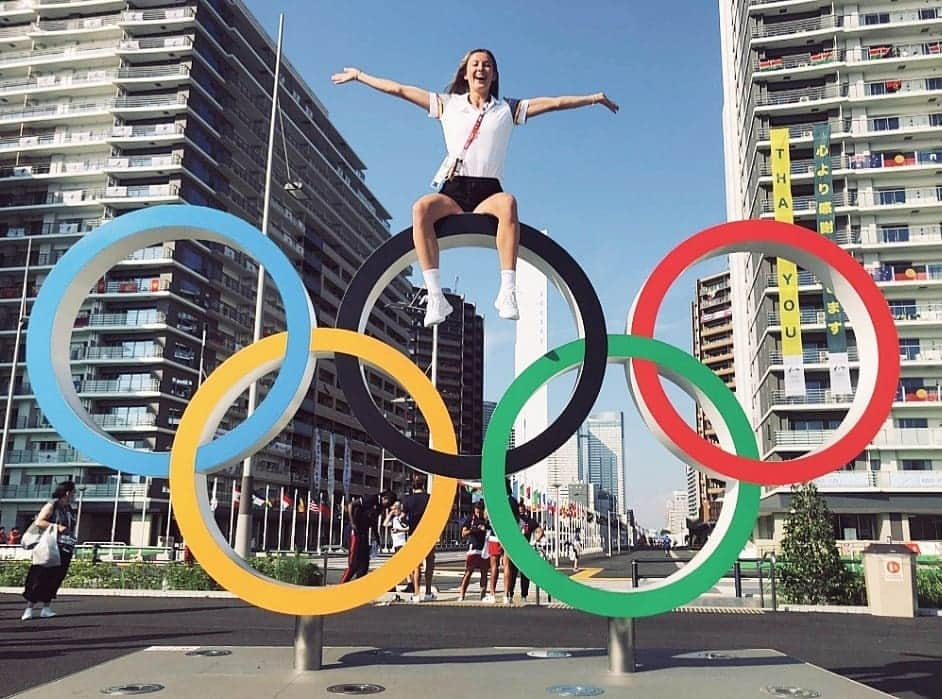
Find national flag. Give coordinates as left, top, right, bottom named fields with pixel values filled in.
left=308, top=499, right=319, bottom=513
left=252, top=492, right=266, bottom=508
left=232, top=484, right=240, bottom=506
left=281, top=492, right=292, bottom=511
left=297, top=497, right=305, bottom=514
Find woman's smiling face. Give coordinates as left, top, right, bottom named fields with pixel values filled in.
left=465, top=51, right=495, bottom=94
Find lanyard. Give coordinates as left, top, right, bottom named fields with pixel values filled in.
left=458, top=107, right=487, bottom=161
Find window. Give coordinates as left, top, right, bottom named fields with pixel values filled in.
left=928, top=78, right=942, bottom=91
left=931, top=114, right=942, bottom=127
left=909, top=515, right=942, bottom=540
left=919, top=8, right=940, bottom=20
left=901, top=459, right=931, bottom=471
left=881, top=225, right=910, bottom=242
left=889, top=299, right=917, bottom=319
left=833, top=513, right=876, bottom=540
left=863, top=12, right=889, bottom=25
left=897, top=417, right=928, bottom=428
left=871, top=116, right=900, bottom=131
left=878, top=189, right=906, bottom=205
left=899, top=338, right=920, bottom=360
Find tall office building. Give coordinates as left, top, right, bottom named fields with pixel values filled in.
left=665, top=489, right=688, bottom=540
left=513, top=243, right=549, bottom=493
left=582, top=411, right=626, bottom=514
left=720, top=0, right=942, bottom=551
left=546, top=432, right=579, bottom=506
left=689, top=270, right=735, bottom=525
left=406, top=288, right=484, bottom=456
left=0, top=0, right=413, bottom=544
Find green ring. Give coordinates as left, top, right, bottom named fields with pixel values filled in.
left=481, top=334, right=761, bottom=618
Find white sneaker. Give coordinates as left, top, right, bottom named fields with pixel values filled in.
left=40, top=607, right=56, bottom=619
left=422, top=593, right=437, bottom=602
left=457, top=594, right=466, bottom=602
left=483, top=594, right=496, bottom=603
left=411, top=595, right=422, bottom=603
left=423, top=293, right=453, bottom=327
left=503, top=596, right=512, bottom=605
left=521, top=596, right=529, bottom=605
left=494, top=290, right=519, bottom=320
left=20, top=607, right=33, bottom=621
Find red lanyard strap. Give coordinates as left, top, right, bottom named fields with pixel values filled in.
left=459, top=109, right=486, bottom=158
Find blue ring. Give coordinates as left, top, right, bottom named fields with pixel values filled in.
left=26, top=205, right=316, bottom=477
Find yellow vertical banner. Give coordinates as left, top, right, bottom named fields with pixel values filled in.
left=770, top=128, right=806, bottom=397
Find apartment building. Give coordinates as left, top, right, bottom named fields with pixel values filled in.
left=689, top=270, right=734, bottom=527
left=720, top=0, right=942, bottom=553
left=0, top=0, right=413, bottom=546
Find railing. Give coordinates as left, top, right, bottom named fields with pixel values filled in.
left=755, top=49, right=843, bottom=72
left=760, top=190, right=852, bottom=214
left=767, top=308, right=826, bottom=325
left=811, top=470, right=942, bottom=489
left=854, top=112, right=942, bottom=137
left=117, top=36, right=193, bottom=51
left=102, top=184, right=180, bottom=200
left=759, top=154, right=844, bottom=176
left=770, top=388, right=855, bottom=405
left=121, top=7, right=195, bottom=22
left=116, top=65, right=190, bottom=80
left=75, top=311, right=167, bottom=328
left=80, top=378, right=160, bottom=393
left=767, top=346, right=861, bottom=364
left=765, top=270, right=816, bottom=287
left=0, top=43, right=116, bottom=68
left=110, top=122, right=183, bottom=138
left=35, top=14, right=121, bottom=31
left=80, top=346, right=164, bottom=360
left=0, top=101, right=111, bottom=123
left=848, top=42, right=942, bottom=63
left=0, top=483, right=149, bottom=499
left=92, top=413, right=157, bottom=428
left=95, top=279, right=170, bottom=294
left=112, top=94, right=187, bottom=110
left=126, top=245, right=174, bottom=262
left=773, top=429, right=835, bottom=447
left=752, top=14, right=842, bottom=38
left=757, top=83, right=847, bottom=106
left=757, top=118, right=850, bottom=141
left=869, top=266, right=942, bottom=283
left=863, top=77, right=942, bottom=97
left=888, top=303, right=942, bottom=321
left=873, top=427, right=942, bottom=448
left=0, top=1, right=33, bottom=12
left=896, top=385, right=942, bottom=403
left=864, top=224, right=942, bottom=245
left=0, top=130, right=110, bottom=151
left=863, top=187, right=942, bottom=207
left=105, top=154, right=181, bottom=170
left=6, top=448, right=91, bottom=464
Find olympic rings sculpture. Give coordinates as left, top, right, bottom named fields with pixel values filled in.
left=25, top=205, right=899, bottom=618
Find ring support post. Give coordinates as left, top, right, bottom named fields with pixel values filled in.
left=294, top=615, right=323, bottom=672
left=608, top=617, right=635, bottom=674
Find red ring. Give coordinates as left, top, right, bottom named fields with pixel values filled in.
left=629, top=219, right=899, bottom=485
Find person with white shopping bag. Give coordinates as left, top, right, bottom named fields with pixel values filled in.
left=20, top=481, right=77, bottom=620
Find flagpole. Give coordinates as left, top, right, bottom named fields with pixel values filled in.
left=278, top=486, right=285, bottom=551
left=327, top=491, right=334, bottom=551
left=228, top=481, right=237, bottom=546
left=291, top=487, right=299, bottom=552
left=317, top=494, right=324, bottom=553
left=304, top=488, right=312, bottom=552
left=0, top=237, right=32, bottom=490
left=235, top=12, right=285, bottom=559
left=263, top=484, right=270, bottom=551
left=338, top=496, right=346, bottom=551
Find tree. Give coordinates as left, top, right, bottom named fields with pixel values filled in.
left=779, top=483, right=855, bottom=604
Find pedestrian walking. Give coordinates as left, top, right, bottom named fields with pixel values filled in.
left=0, top=526, right=7, bottom=545
left=332, top=50, right=618, bottom=328
left=21, top=481, right=78, bottom=620
left=569, top=529, right=582, bottom=573
left=504, top=499, right=542, bottom=604
left=403, top=473, right=436, bottom=602
left=339, top=489, right=396, bottom=583
left=8, top=527, right=21, bottom=546
left=386, top=501, right=409, bottom=553
left=457, top=500, right=490, bottom=601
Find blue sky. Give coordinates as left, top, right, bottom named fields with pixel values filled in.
left=245, top=0, right=728, bottom=529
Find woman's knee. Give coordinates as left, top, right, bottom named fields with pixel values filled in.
left=494, top=192, right=518, bottom=222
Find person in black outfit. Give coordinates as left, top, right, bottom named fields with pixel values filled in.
left=22, top=481, right=78, bottom=620
left=504, top=498, right=543, bottom=604
left=457, top=500, right=491, bottom=601
left=339, top=489, right=396, bottom=583
left=402, top=473, right=436, bottom=601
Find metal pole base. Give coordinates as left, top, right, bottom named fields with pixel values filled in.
left=608, top=617, right=635, bottom=674
left=294, top=615, right=324, bottom=672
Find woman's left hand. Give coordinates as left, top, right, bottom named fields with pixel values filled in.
left=595, top=93, right=619, bottom=114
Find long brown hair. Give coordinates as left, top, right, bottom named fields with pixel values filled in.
left=445, top=48, right=499, bottom=98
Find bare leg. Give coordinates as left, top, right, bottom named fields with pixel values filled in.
left=473, top=192, right=519, bottom=271
left=412, top=194, right=462, bottom=271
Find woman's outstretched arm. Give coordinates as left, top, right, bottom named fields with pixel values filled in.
left=331, top=67, right=432, bottom=112
left=524, top=92, right=619, bottom=119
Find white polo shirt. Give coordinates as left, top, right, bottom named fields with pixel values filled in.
left=429, top=91, right=528, bottom=181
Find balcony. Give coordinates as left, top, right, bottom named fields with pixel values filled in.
left=33, top=14, right=121, bottom=34
left=116, top=35, right=193, bottom=60
left=107, top=122, right=184, bottom=146
left=103, top=153, right=182, bottom=177
left=847, top=41, right=942, bottom=65
left=858, top=76, right=942, bottom=104
left=773, top=429, right=835, bottom=448
left=92, top=278, right=171, bottom=295
left=0, top=483, right=149, bottom=500
left=861, top=224, right=942, bottom=247
left=119, top=6, right=195, bottom=29
left=767, top=307, right=827, bottom=325
left=770, top=388, right=855, bottom=406
left=860, top=187, right=942, bottom=211
left=767, top=346, right=861, bottom=365
left=0, top=0, right=34, bottom=21
left=752, top=14, right=842, bottom=40
left=78, top=377, right=161, bottom=394
left=850, top=112, right=942, bottom=140
left=756, top=83, right=847, bottom=108
left=0, top=68, right=115, bottom=97
left=0, top=100, right=112, bottom=126
left=873, top=427, right=942, bottom=449
left=0, top=130, right=110, bottom=154
left=888, top=303, right=942, bottom=323
left=0, top=43, right=116, bottom=71
left=757, top=118, right=850, bottom=143
left=765, top=270, right=816, bottom=287
left=110, top=93, right=188, bottom=116
left=896, top=385, right=942, bottom=403
left=92, top=413, right=157, bottom=429
left=0, top=159, right=108, bottom=181
left=114, top=64, right=190, bottom=89
left=0, top=188, right=105, bottom=211
left=5, top=447, right=91, bottom=465
left=34, top=0, right=128, bottom=16
left=759, top=190, right=853, bottom=216
left=74, top=311, right=167, bottom=329
left=99, top=184, right=181, bottom=208
left=77, top=346, right=165, bottom=361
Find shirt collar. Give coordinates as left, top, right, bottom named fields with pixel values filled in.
left=458, top=92, right=497, bottom=114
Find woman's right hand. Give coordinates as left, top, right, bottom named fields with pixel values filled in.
left=331, top=67, right=360, bottom=85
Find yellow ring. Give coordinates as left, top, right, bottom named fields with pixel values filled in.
left=169, top=328, right=457, bottom=615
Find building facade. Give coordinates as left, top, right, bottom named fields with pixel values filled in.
left=0, top=0, right=413, bottom=545
left=665, top=489, right=688, bottom=542
left=689, top=270, right=735, bottom=525
left=405, top=287, right=484, bottom=457
left=582, top=411, right=626, bottom=514
left=720, top=0, right=942, bottom=553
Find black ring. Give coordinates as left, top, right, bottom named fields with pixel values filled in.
left=335, top=213, right=607, bottom=480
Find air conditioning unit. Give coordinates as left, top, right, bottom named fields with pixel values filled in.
left=105, top=186, right=126, bottom=197
left=58, top=222, right=79, bottom=234
left=13, top=165, right=33, bottom=176
left=799, top=95, right=811, bottom=102
left=7, top=227, right=25, bottom=238
left=112, top=125, right=133, bottom=137
left=36, top=75, right=55, bottom=87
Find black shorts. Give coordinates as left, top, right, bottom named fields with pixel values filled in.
left=440, top=176, right=502, bottom=213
